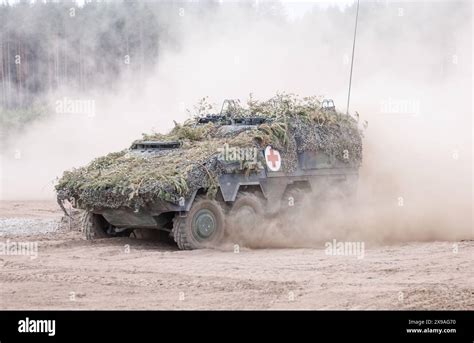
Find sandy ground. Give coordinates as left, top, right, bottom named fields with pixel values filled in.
left=0, top=200, right=472, bottom=310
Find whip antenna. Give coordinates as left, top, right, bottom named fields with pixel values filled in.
left=346, top=0, right=360, bottom=115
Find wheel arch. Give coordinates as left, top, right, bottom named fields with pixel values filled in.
left=218, top=174, right=265, bottom=202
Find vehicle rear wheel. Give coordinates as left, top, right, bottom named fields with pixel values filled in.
left=281, top=187, right=309, bottom=211
left=82, top=211, right=111, bottom=240
left=172, top=197, right=225, bottom=250
left=227, top=192, right=265, bottom=245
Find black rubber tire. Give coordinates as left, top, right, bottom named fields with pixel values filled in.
left=227, top=192, right=265, bottom=244
left=281, top=187, right=308, bottom=211
left=172, top=197, right=225, bottom=250
left=82, top=211, right=110, bottom=240
left=278, top=188, right=309, bottom=230
left=229, top=192, right=264, bottom=221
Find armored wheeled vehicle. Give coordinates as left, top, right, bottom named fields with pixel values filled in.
left=56, top=94, right=363, bottom=249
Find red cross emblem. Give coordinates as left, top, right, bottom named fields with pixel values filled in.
left=265, top=146, right=281, bottom=171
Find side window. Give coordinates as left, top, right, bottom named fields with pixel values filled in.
left=298, top=151, right=331, bottom=170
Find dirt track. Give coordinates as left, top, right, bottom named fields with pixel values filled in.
left=0, top=201, right=472, bottom=310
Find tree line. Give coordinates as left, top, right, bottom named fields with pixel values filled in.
left=0, top=0, right=177, bottom=109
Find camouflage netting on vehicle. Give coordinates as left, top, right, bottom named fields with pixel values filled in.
left=55, top=93, right=363, bottom=210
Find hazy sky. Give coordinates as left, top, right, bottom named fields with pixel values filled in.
left=5, top=0, right=358, bottom=20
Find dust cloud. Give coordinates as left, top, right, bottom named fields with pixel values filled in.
left=0, top=1, right=471, bottom=243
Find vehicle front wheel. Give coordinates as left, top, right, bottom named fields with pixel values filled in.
left=172, top=197, right=225, bottom=250
left=82, top=212, right=111, bottom=240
